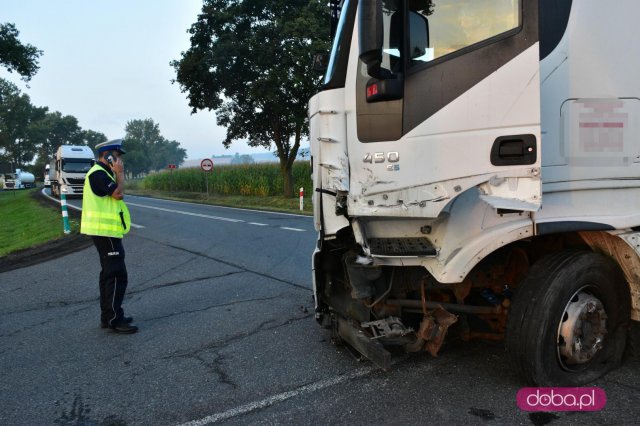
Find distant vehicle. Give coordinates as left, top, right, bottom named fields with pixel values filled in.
left=50, top=145, right=95, bottom=198
left=44, top=163, right=51, bottom=188
left=2, top=169, right=35, bottom=190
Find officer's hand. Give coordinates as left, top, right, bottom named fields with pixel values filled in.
left=111, top=156, right=124, bottom=174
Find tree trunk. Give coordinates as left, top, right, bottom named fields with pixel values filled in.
left=281, top=162, right=294, bottom=198
left=281, top=125, right=302, bottom=198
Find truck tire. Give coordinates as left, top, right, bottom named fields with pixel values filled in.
left=505, top=250, right=630, bottom=386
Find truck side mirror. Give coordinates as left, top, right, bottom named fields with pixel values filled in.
left=408, top=11, right=430, bottom=62
left=358, top=0, right=385, bottom=79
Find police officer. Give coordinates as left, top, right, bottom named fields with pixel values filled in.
left=81, top=139, right=137, bottom=334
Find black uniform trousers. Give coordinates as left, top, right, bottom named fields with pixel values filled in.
left=92, top=236, right=128, bottom=326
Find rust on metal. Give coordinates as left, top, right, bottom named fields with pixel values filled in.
left=406, top=305, right=458, bottom=356
left=580, top=231, right=640, bottom=321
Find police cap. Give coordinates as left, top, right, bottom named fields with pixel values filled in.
left=95, top=139, right=126, bottom=154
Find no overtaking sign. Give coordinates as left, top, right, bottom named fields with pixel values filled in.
left=201, top=158, right=213, bottom=172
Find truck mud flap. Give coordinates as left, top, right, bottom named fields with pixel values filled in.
left=337, top=317, right=391, bottom=370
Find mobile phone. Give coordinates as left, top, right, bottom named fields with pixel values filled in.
left=106, top=154, right=114, bottom=166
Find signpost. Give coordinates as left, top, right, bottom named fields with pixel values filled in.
left=168, top=164, right=176, bottom=191
left=201, top=158, right=214, bottom=198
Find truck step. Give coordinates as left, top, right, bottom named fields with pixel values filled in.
left=368, top=237, right=437, bottom=257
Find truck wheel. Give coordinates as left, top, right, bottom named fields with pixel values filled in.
left=506, top=251, right=630, bottom=385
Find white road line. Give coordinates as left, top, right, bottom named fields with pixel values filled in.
left=40, top=188, right=145, bottom=229
left=127, top=202, right=308, bottom=232
left=127, top=202, right=245, bottom=223
left=177, top=367, right=375, bottom=426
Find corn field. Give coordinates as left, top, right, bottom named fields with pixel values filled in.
left=142, top=161, right=312, bottom=197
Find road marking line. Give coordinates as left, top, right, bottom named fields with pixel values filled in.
left=40, top=188, right=145, bottom=228
left=127, top=202, right=245, bottom=223
left=280, top=227, right=305, bottom=232
left=248, top=222, right=268, bottom=226
left=177, top=367, right=375, bottom=425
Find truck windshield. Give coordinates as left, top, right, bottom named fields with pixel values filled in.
left=62, top=159, right=94, bottom=173
left=324, top=0, right=352, bottom=85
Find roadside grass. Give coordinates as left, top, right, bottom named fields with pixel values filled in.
left=0, top=189, right=80, bottom=256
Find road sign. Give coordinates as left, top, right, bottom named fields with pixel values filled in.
left=168, top=164, right=177, bottom=169
left=200, top=158, right=214, bottom=172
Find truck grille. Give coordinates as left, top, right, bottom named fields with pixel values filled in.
left=368, top=238, right=437, bottom=257
left=66, top=178, right=85, bottom=185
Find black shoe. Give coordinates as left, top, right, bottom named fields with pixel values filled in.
left=100, top=316, right=133, bottom=329
left=109, top=323, right=138, bottom=334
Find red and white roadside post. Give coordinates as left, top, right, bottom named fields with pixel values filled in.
left=299, top=187, right=304, bottom=211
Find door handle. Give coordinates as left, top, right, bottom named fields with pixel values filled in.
left=490, top=134, right=537, bottom=166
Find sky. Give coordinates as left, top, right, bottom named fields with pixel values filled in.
left=1, top=0, right=276, bottom=160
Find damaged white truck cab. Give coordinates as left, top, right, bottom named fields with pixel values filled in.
left=309, top=0, right=640, bottom=385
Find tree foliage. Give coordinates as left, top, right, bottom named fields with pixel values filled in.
left=172, top=0, right=330, bottom=196
left=0, top=23, right=43, bottom=82
left=123, top=118, right=187, bottom=178
left=0, top=78, right=108, bottom=176
left=231, top=152, right=255, bottom=165
left=0, top=78, right=44, bottom=166
left=30, top=111, right=92, bottom=174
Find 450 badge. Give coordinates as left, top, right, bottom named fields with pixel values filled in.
left=363, top=151, right=400, bottom=171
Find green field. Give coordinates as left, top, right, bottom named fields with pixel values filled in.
left=141, top=161, right=312, bottom=197
left=132, top=161, right=314, bottom=214
left=0, top=189, right=79, bottom=256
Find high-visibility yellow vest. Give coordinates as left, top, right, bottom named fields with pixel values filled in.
left=80, top=164, right=131, bottom=238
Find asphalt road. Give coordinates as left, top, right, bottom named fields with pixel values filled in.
left=1, top=193, right=638, bottom=425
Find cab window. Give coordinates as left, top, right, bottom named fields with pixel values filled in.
left=409, top=0, right=521, bottom=66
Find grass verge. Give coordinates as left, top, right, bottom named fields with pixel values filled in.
left=0, top=189, right=80, bottom=256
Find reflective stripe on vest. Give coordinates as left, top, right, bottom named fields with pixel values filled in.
left=80, top=164, right=131, bottom=238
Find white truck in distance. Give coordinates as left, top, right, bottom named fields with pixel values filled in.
left=309, top=0, right=640, bottom=386
left=50, top=145, right=95, bottom=198
left=44, top=163, right=51, bottom=188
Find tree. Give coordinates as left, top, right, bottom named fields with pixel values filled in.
left=81, top=129, right=107, bottom=148
left=231, top=152, right=255, bottom=165
left=30, top=111, right=86, bottom=174
left=0, top=23, right=43, bottom=82
left=172, top=0, right=330, bottom=197
left=0, top=77, right=106, bottom=174
left=0, top=78, right=45, bottom=165
left=123, top=118, right=187, bottom=177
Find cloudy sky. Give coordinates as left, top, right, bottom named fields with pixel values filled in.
left=1, top=0, right=274, bottom=160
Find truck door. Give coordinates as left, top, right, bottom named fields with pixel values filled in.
left=353, top=0, right=542, bottom=215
